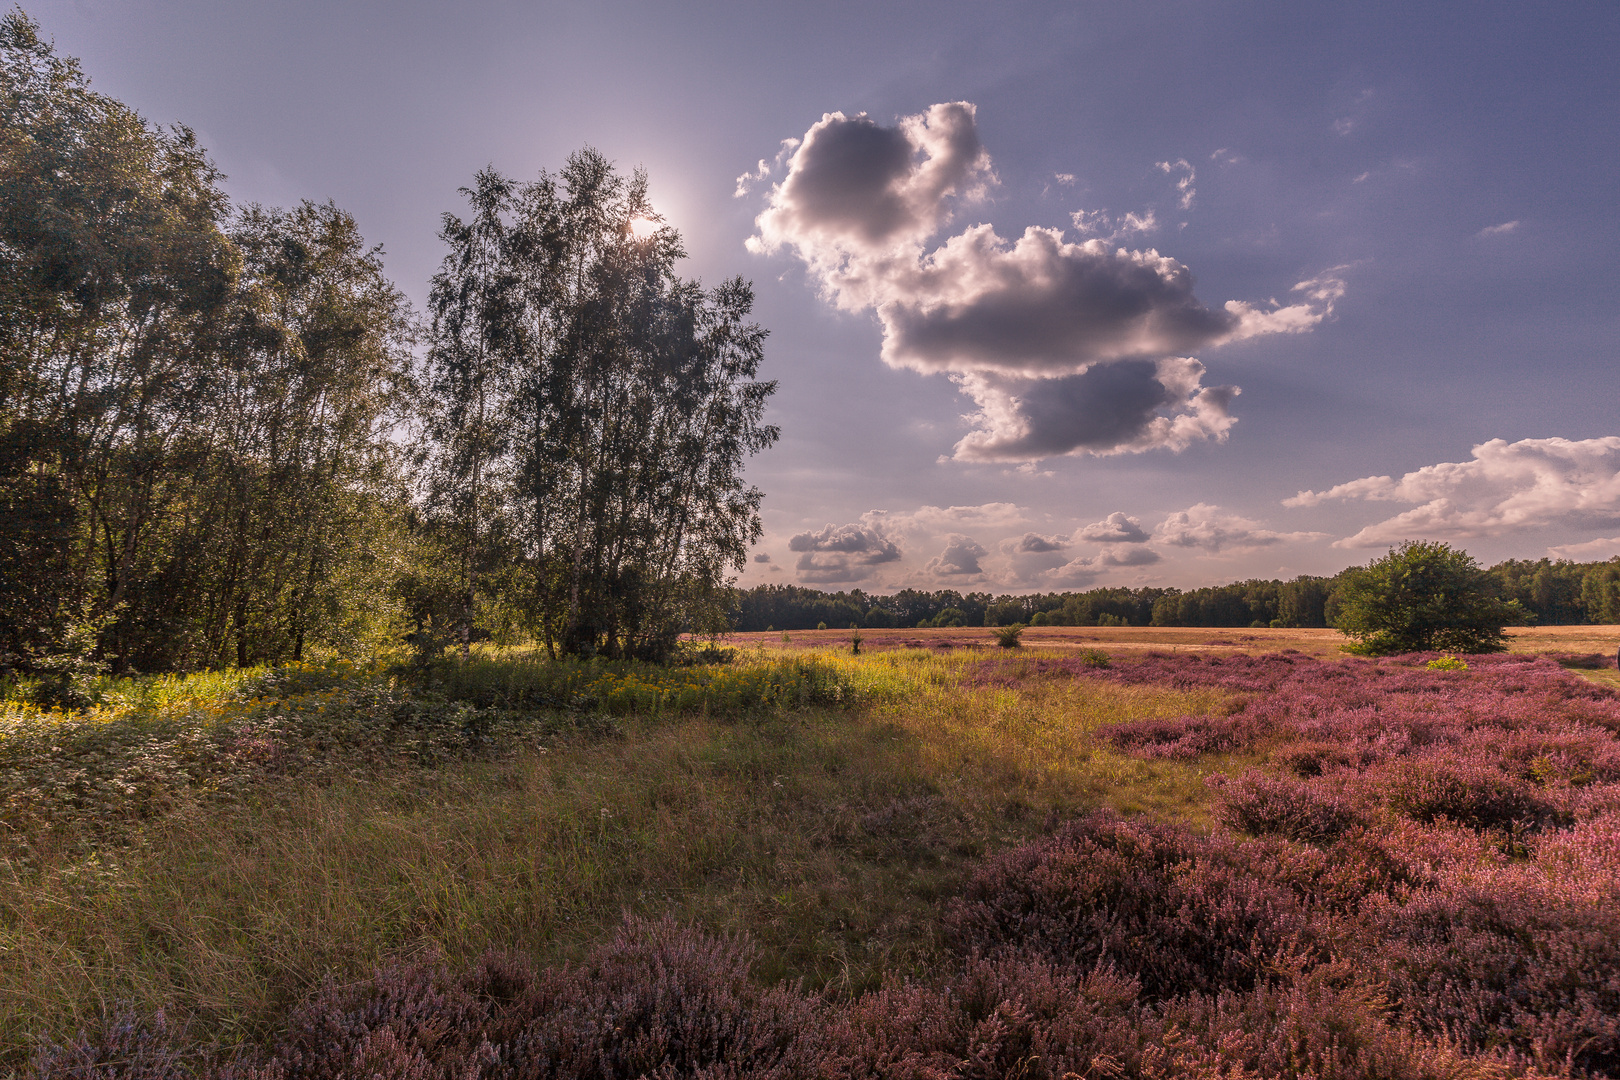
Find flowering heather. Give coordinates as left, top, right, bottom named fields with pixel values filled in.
left=20, top=648, right=1620, bottom=1078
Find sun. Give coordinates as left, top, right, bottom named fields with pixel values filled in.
left=628, top=216, right=659, bottom=239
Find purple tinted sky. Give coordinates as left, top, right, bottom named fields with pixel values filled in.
left=33, top=0, right=1620, bottom=591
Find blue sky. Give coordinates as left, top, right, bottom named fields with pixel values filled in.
left=34, top=0, right=1620, bottom=591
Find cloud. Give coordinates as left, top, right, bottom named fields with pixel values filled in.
left=884, top=502, right=1026, bottom=533
left=1155, top=158, right=1196, bottom=209
left=1286, top=437, right=1620, bottom=548
left=748, top=101, right=993, bottom=288
left=1548, top=537, right=1620, bottom=561
left=1001, top=531, right=1069, bottom=554
left=1154, top=503, right=1319, bottom=553
left=752, top=552, right=773, bottom=563
left=788, top=521, right=903, bottom=583
left=1223, top=268, right=1349, bottom=339
left=1070, top=207, right=1158, bottom=240
left=1210, top=148, right=1242, bottom=166
left=1098, top=545, right=1161, bottom=567
left=1076, top=511, right=1150, bottom=544
left=748, top=104, right=1344, bottom=461
left=1476, top=220, right=1520, bottom=238
left=1054, top=172, right=1076, bottom=186
left=1040, top=557, right=1106, bottom=588
left=734, top=139, right=800, bottom=198
left=952, top=358, right=1239, bottom=462
left=925, top=534, right=988, bottom=577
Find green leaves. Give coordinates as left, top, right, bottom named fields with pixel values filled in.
left=1335, top=540, right=1525, bottom=655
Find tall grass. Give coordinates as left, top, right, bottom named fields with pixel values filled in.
left=0, top=646, right=1225, bottom=1069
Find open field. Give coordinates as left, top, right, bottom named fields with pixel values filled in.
left=732, top=622, right=1620, bottom=664
left=4, top=633, right=1620, bottom=1077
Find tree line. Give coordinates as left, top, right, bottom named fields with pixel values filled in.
left=0, top=12, right=774, bottom=677
left=733, top=555, right=1620, bottom=632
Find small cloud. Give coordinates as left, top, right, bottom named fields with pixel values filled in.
left=1154, top=503, right=1320, bottom=553
left=1332, top=117, right=1356, bottom=136
left=1098, top=545, right=1161, bottom=567
left=1001, top=531, right=1069, bottom=554
left=888, top=503, right=1026, bottom=533
left=1070, top=207, right=1158, bottom=240
left=1155, top=158, right=1196, bottom=210
left=1476, top=220, right=1520, bottom=239
left=1075, top=512, right=1151, bottom=544
left=1209, top=148, right=1242, bottom=166
left=1054, top=172, right=1076, bottom=185
left=925, top=534, right=988, bottom=577
left=1351, top=171, right=1371, bottom=183
left=1040, top=555, right=1104, bottom=588
left=752, top=552, right=773, bottom=563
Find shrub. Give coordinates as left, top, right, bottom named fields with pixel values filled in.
left=1335, top=541, right=1525, bottom=655
left=1381, top=758, right=1565, bottom=832
left=945, top=813, right=1314, bottom=1000
left=1425, top=655, right=1468, bottom=671
left=991, top=623, right=1025, bottom=649
left=1215, top=771, right=1369, bottom=843
left=235, top=917, right=821, bottom=1080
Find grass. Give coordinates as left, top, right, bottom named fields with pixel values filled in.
left=7, top=628, right=1617, bottom=1075
left=0, top=645, right=1230, bottom=1069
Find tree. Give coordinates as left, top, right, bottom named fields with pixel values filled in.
left=424, top=150, right=778, bottom=662
left=1, top=13, right=417, bottom=672
left=1334, top=541, right=1526, bottom=655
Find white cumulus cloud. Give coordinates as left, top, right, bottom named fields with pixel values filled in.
left=1287, top=437, right=1620, bottom=548
left=1155, top=503, right=1322, bottom=553
left=1075, top=511, right=1151, bottom=544
left=788, top=521, right=903, bottom=583
left=925, top=534, right=989, bottom=577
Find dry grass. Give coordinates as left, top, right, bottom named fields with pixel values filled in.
left=0, top=647, right=1229, bottom=1068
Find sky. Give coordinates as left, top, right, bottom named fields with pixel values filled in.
left=31, top=0, right=1620, bottom=593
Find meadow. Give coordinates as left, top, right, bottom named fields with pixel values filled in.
left=3, top=627, right=1618, bottom=1078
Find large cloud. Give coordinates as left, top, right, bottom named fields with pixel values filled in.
left=1286, top=437, right=1620, bottom=548
left=1154, top=503, right=1321, bottom=553
left=749, top=103, right=1342, bottom=460
left=788, top=522, right=903, bottom=583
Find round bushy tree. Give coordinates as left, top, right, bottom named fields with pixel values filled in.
left=1335, top=541, right=1525, bottom=654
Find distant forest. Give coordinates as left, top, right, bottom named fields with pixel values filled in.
left=733, top=557, right=1620, bottom=632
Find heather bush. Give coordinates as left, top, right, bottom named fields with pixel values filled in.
left=231, top=917, right=821, bottom=1080
left=945, top=813, right=1316, bottom=1000
left=1379, top=758, right=1567, bottom=832
left=1360, top=875, right=1620, bottom=1076
left=25, top=1008, right=194, bottom=1080
left=1214, top=770, right=1369, bottom=843
left=825, top=955, right=1148, bottom=1080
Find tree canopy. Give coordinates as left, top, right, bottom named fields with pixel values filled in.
left=423, top=152, right=777, bottom=662
left=1333, top=540, right=1526, bottom=655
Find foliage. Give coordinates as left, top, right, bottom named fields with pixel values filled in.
left=1337, top=541, right=1526, bottom=655
left=0, top=15, right=417, bottom=673
left=991, top=622, right=1024, bottom=648
left=1426, top=654, right=1468, bottom=671
left=423, top=152, right=777, bottom=663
